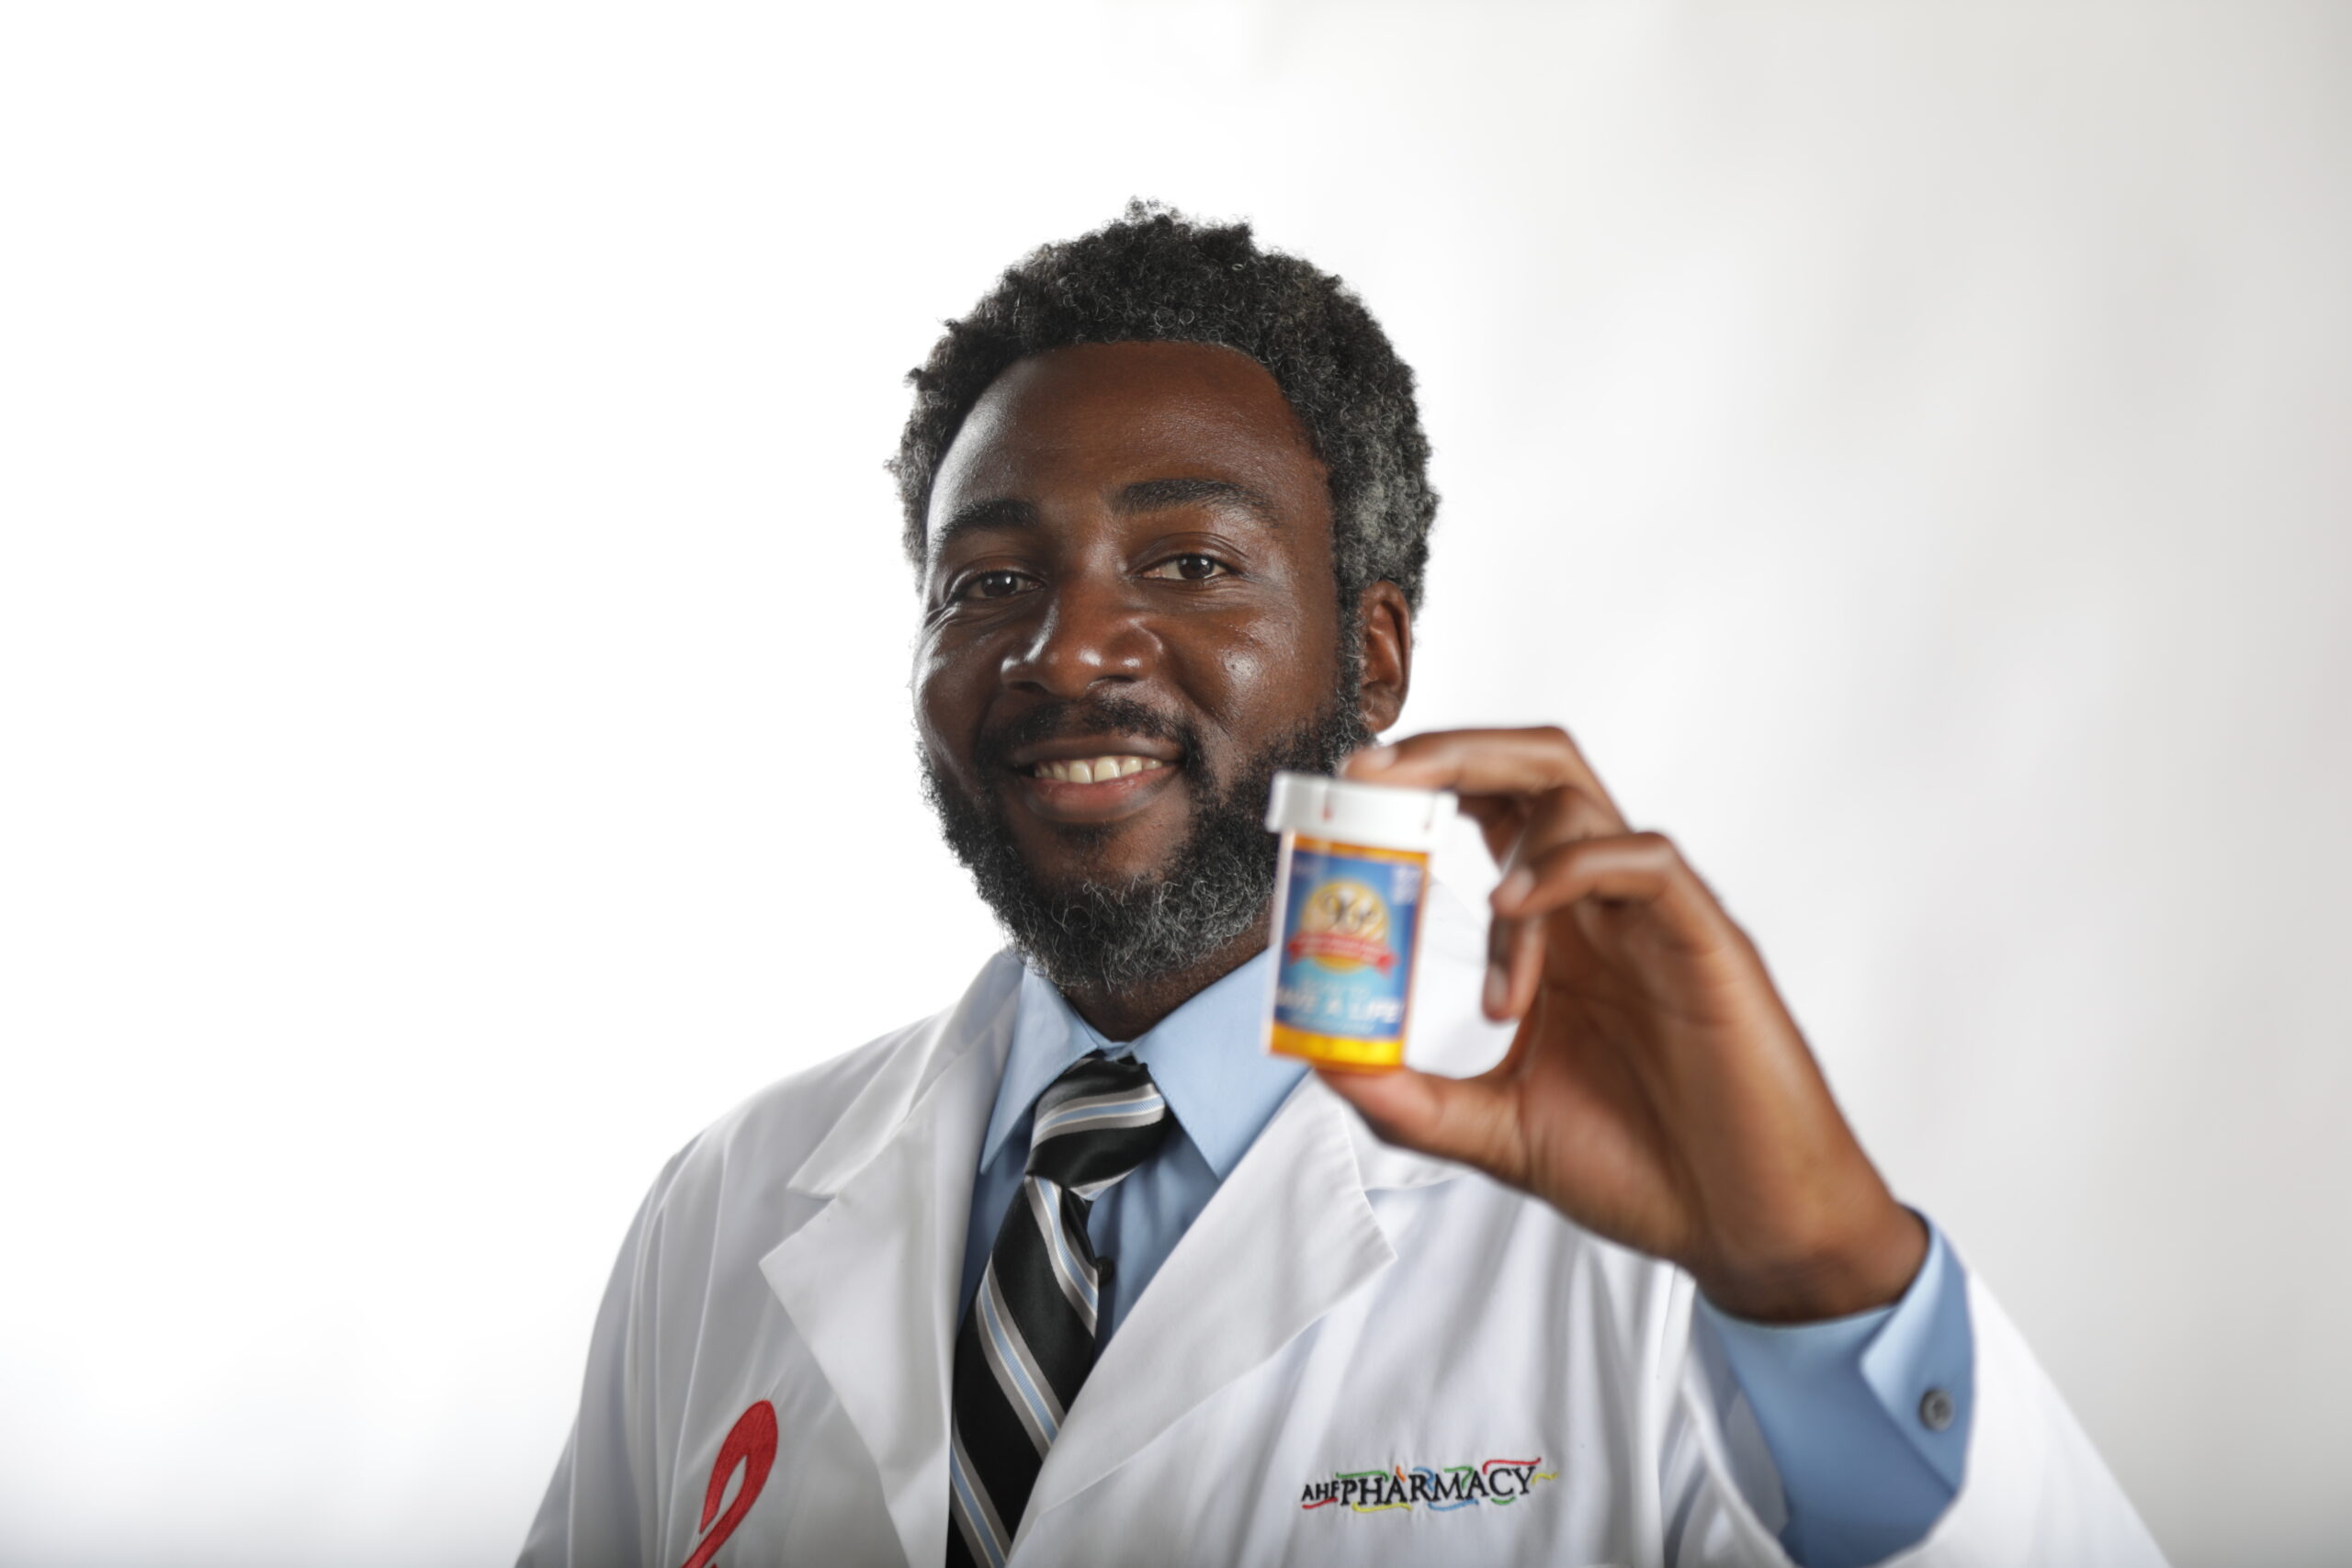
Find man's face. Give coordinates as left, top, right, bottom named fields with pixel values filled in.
left=914, top=341, right=1385, bottom=991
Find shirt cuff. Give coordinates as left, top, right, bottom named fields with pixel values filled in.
left=1693, top=1219, right=1975, bottom=1568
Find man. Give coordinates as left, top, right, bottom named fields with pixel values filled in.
left=522, top=204, right=2163, bottom=1566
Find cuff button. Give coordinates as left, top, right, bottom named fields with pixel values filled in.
left=1918, top=1387, right=1956, bottom=1432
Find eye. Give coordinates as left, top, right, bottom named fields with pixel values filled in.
left=1144, top=553, right=1233, bottom=582
left=952, top=569, right=1037, bottom=602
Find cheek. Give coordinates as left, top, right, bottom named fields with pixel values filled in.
left=1185, top=600, right=1339, bottom=734
left=912, top=639, right=978, bottom=764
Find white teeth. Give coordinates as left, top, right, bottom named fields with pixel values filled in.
left=1034, top=756, right=1169, bottom=784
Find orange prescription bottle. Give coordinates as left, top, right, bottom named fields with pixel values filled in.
left=1262, top=771, right=1459, bottom=1070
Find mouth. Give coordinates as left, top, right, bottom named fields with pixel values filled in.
left=1001, top=739, right=1186, bottom=824
left=1024, top=754, right=1171, bottom=784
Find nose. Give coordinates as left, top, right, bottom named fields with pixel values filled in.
left=1001, top=574, right=1157, bottom=698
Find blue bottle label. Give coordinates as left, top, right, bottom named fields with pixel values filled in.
left=1272, top=838, right=1427, bottom=1046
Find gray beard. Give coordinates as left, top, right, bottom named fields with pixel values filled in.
left=921, top=694, right=1369, bottom=997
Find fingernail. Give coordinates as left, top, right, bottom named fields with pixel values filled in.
left=1483, top=961, right=1509, bottom=1014
left=1353, top=744, right=1396, bottom=771
left=1495, top=867, right=1534, bottom=907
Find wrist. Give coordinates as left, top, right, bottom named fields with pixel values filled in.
left=1692, top=1201, right=1929, bottom=1324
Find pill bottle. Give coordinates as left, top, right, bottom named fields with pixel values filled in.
left=1262, top=770, right=1458, bottom=1070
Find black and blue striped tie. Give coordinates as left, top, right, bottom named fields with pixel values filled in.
left=945, top=1052, right=1172, bottom=1567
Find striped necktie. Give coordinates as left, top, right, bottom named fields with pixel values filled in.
left=945, top=1052, right=1172, bottom=1567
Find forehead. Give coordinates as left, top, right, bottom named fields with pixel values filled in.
left=926, top=341, right=1328, bottom=532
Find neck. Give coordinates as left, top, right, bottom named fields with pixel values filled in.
left=1056, top=911, right=1272, bottom=1043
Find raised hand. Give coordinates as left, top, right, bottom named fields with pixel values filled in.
left=1319, top=728, right=1926, bottom=1322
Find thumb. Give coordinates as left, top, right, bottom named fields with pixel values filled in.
left=1312, top=1066, right=1525, bottom=1184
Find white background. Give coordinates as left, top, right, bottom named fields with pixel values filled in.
left=2, top=4, right=2345, bottom=1564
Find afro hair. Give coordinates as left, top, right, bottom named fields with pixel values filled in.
left=889, top=201, right=1437, bottom=612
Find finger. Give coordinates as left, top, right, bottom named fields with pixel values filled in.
left=1487, top=834, right=1680, bottom=1021
left=1490, top=832, right=1736, bottom=971
left=1459, top=785, right=1617, bottom=877
left=1482, top=902, right=1549, bottom=1022
left=1345, top=728, right=1628, bottom=830
left=1502, top=778, right=1624, bottom=862
left=1456, top=794, right=1530, bottom=864
left=1312, top=1063, right=1528, bottom=1187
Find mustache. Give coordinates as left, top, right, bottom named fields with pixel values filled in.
left=972, top=696, right=1198, bottom=773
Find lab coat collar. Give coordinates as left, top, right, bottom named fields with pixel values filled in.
left=1340, top=1103, right=1486, bottom=1193
left=760, top=952, right=1023, bottom=1568
left=760, top=911, right=1490, bottom=1565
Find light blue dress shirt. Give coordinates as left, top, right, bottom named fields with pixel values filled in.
left=959, top=951, right=1974, bottom=1566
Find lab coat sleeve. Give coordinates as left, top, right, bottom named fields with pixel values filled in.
left=518, top=1156, right=681, bottom=1568
left=1696, top=1222, right=1971, bottom=1567
left=1661, top=1266, right=2169, bottom=1567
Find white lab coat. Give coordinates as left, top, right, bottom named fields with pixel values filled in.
left=522, top=891, right=2165, bottom=1566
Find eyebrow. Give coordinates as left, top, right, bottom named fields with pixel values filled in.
left=931, top=496, right=1040, bottom=554
left=931, top=477, right=1283, bottom=556
left=1110, top=476, right=1283, bottom=526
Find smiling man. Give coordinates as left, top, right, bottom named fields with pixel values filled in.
left=914, top=336, right=1398, bottom=1043
left=522, top=206, right=2164, bottom=1567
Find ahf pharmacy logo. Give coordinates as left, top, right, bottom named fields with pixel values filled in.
left=1299, top=1457, right=1558, bottom=1514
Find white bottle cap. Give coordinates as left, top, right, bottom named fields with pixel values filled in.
left=1264, top=770, right=1458, bottom=853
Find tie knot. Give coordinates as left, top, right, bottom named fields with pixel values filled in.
left=1024, top=1053, right=1172, bottom=1196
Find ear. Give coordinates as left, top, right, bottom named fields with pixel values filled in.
left=1353, top=580, right=1412, bottom=736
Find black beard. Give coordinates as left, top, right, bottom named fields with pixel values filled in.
left=922, top=692, right=1370, bottom=997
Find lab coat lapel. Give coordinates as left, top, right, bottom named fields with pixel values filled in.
left=760, top=954, right=1022, bottom=1568
left=1016, top=1076, right=1414, bottom=1541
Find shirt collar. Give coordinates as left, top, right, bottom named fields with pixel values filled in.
left=982, top=948, right=1305, bottom=1179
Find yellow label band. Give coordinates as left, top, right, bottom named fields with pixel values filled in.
left=1269, top=1022, right=1407, bottom=1069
